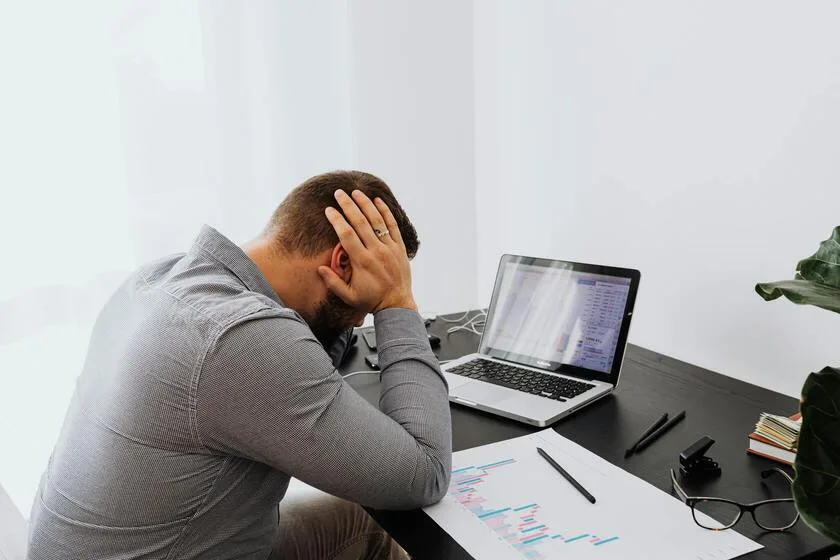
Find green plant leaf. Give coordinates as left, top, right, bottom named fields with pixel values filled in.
left=755, top=280, right=840, bottom=314
left=794, top=367, right=840, bottom=543
left=756, top=226, right=840, bottom=314
left=796, top=226, right=840, bottom=289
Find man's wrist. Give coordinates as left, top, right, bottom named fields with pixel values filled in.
left=396, top=299, right=418, bottom=312
left=376, top=296, right=418, bottom=313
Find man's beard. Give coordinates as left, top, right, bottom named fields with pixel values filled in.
left=307, top=292, right=359, bottom=349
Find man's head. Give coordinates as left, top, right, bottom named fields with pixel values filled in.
left=266, top=170, right=419, bottom=260
left=249, top=171, right=419, bottom=348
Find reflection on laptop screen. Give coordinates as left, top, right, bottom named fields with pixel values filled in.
left=481, top=262, right=631, bottom=374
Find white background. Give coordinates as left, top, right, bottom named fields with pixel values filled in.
left=2, top=0, right=838, bottom=520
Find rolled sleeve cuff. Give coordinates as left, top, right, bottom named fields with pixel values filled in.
left=373, top=308, right=446, bottom=384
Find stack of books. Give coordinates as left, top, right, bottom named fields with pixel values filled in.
left=747, top=412, right=801, bottom=465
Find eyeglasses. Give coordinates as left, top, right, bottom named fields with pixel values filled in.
left=670, top=468, right=800, bottom=532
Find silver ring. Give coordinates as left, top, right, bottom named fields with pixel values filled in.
left=374, top=229, right=389, bottom=238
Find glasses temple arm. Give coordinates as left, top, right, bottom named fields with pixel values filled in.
left=761, top=467, right=794, bottom=485
left=670, top=470, right=690, bottom=503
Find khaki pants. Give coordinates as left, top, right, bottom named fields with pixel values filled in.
left=271, top=481, right=409, bottom=560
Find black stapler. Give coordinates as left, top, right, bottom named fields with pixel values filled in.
left=679, top=436, right=721, bottom=479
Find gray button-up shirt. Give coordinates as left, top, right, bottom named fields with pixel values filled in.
left=27, top=226, right=452, bottom=559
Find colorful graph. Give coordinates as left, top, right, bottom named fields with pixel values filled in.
left=450, top=459, right=619, bottom=559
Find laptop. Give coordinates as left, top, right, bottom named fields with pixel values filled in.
left=442, top=254, right=640, bottom=427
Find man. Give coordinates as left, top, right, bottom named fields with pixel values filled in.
left=28, top=171, right=452, bottom=559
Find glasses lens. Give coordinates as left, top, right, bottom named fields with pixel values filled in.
left=753, top=501, right=799, bottom=530
left=692, top=499, right=742, bottom=529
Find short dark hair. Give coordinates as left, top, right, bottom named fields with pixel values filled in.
left=267, top=170, right=419, bottom=258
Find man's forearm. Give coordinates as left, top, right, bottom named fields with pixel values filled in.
left=374, top=307, right=452, bottom=505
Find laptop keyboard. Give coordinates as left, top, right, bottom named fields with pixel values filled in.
left=447, top=358, right=595, bottom=402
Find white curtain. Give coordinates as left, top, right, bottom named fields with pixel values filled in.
left=0, top=0, right=352, bottom=516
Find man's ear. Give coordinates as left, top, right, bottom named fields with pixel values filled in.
left=329, top=243, right=352, bottom=283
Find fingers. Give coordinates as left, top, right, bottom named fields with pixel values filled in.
left=317, top=266, right=356, bottom=305
left=374, top=197, right=404, bottom=247
left=350, top=190, right=390, bottom=243
left=333, top=190, right=379, bottom=247
left=324, top=207, right=365, bottom=256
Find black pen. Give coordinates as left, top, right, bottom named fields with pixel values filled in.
left=634, top=410, right=687, bottom=453
left=536, top=447, right=596, bottom=504
left=624, top=413, right=669, bottom=458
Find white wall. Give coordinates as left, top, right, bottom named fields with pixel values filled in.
left=114, top=0, right=354, bottom=255
left=474, top=1, right=840, bottom=397
left=348, top=0, right=478, bottom=314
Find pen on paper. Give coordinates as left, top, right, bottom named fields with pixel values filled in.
left=536, top=447, right=596, bottom=504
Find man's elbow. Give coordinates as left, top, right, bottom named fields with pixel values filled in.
left=373, top=459, right=450, bottom=510
left=415, top=479, right=448, bottom=508
left=409, top=457, right=451, bottom=508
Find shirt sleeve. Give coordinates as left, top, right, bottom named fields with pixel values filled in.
left=195, top=308, right=452, bottom=510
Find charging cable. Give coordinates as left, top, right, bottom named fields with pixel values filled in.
left=438, top=310, right=473, bottom=323
left=445, top=309, right=487, bottom=337
left=342, top=370, right=379, bottom=380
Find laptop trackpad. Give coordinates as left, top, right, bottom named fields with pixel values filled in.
left=445, top=372, right=472, bottom=390
left=456, top=382, right=509, bottom=406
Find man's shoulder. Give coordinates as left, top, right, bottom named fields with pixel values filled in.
left=135, top=251, right=295, bottom=331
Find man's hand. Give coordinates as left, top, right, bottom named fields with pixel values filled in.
left=317, top=189, right=417, bottom=313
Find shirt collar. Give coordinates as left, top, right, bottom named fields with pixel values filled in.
left=191, top=225, right=283, bottom=306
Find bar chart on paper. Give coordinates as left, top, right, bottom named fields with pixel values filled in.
left=451, top=460, right=618, bottom=559
left=425, top=430, right=761, bottom=560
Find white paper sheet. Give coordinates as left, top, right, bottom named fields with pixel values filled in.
left=424, top=429, right=762, bottom=560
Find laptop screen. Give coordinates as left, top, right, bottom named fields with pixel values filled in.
left=480, top=255, right=640, bottom=384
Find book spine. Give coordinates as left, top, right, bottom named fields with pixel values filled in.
left=746, top=448, right=793, bottom=466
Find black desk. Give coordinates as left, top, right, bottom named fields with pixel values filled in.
left=342, top=313, right=839, bottom=560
